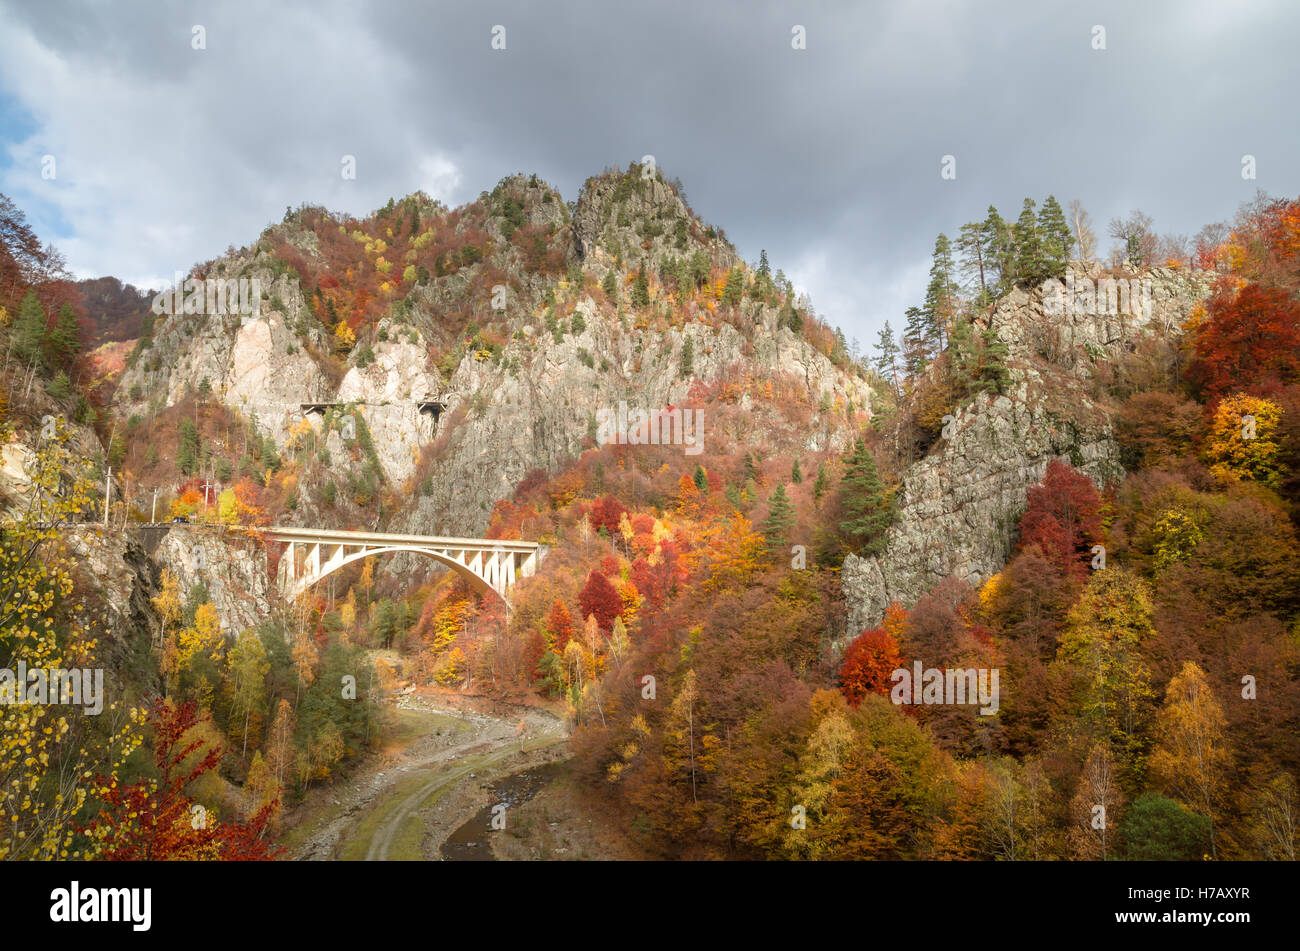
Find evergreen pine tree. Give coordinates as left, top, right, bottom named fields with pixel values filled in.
left=673, top=259, right=692, bottom=299
left=1013, top=198, right=1045, bottom=287
left=838, top=439, right=893, bottom=557
left=693, top=465, right=709, bottom=492
left=976, top=325, right=1011, bottom=394
left=13, top=291, right=46, bottom=368
left=679, top=336, right=694, bottom=379
left=761, top=483, right=795, bottom=552
left=631, top=266, right=650, bottom=307
left=177, top=419, right=200, bottom=475
left=922, top=233, right=958, bottom=351
left=813, top=461, right=829, bottom=505
left=262, top=434, right=280, bottom=471
left=984, top=206, right=1014, bottom=294
left=957, top=220, right=990, bottom=304
left=1037, top=195, right=1073, bottom=279
left=791, top=457, right=803, bottom=484
left=831, top=327, right=849, bottom=364
left=688, top=250, right=710, bottom=289
left=948, top=316, right=978, bottom=393
left=722, top=267, right=744, bottom=308
left=902, top=305, right=932, bottom=377
left=873, top=320, right=900, bottom=395
left=45, top=304, right=81, bottom=370
left=48, top=370, right=70, bottom=400
left=602, top=268, right=619, bottom=300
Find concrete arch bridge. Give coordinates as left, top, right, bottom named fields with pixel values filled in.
left=264, top=526, right=546, bottom=603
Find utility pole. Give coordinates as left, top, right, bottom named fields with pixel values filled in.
left=103, top=466, right=112, bottom=526
left=151, top=487, right=158, bottom=524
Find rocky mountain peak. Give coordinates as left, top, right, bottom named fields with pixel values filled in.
left=571, top=163, right=741, bottom=275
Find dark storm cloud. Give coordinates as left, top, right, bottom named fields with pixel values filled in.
left=1, top=0, right=1296, bottom=348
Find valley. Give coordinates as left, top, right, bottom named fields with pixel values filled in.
left=2, top=162, right=1299, bottom=864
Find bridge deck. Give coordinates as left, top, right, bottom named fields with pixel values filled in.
left=263, top=526, right=540, bottom=551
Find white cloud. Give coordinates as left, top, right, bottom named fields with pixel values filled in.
left=787, top=243, right=930, bottom=349
left=417, top=154, right=463, bottom=206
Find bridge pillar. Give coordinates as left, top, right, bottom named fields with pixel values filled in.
left=324, top=543, right=346, bottom=578
left=280, top=541, right=296, bottom=589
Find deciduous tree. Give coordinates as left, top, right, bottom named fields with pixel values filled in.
left=839, top=627, right=902, bottom=706
left=1148, top=662, right=1230, bottom=858
left=578, top=569, right=622, bottom=632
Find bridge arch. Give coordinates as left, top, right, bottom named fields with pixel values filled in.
left=264, top=527, right=545, bottom=604
left=293, top=545, right=499, bottom=600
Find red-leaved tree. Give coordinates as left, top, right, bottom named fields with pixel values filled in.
left=840, top=627, right=903, bottom=707
left=588, top=495, right=627, bottom=535
left=1017, top=460, right=1104, bottom=579
left=80, top=698, right=282, bottom=861
left=577, top=569, right=623, bottom=632
left=1188, top=283, right=1300, bottom=400
left=546, top=599, right=574, bottom=652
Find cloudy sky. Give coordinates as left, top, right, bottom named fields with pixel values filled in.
left=1, top=0, right=1297, bottom=350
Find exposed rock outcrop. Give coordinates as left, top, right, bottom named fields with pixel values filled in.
left=66, top=527, right=162, bottom=657
left=842, top=265, right=1213, bottom=634
left=149, top=527, right=275, bottom=635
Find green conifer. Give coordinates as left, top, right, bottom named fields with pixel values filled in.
left=838, top=438, right=893, bottom=557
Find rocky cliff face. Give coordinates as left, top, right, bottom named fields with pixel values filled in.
left=401, top=311, right=867, bottom=536
left=68, top=525, right=274, bottom=649
left=149, top=527, right=274, bottom=634
left=66, top=528, right=162, bottom=663
left=115, top=268, right=335, bottom=447
left=112, top=166, right=870, bottom=538
left=841, top=265, right=1212, bottom=635
left=570, top=169, right=741, bottom=272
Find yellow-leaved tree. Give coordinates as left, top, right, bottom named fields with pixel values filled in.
left=173, top=602, right=226, bottom=709
left=1, top=422, right=143, bottom=859
left=783, top=689, right=854, bottom=860
left=333, top=320, right=356, bottom=353
left=1148, top=662, right=1231, bottom=859
left=1203, top=392, right=1283, bottom=487
left=1054, top=567, right=1155, bottom=769
left=225, top=629, right=269, bottom=758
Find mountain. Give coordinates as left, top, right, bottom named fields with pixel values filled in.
left=77, top=275, right=154, bottom=345
left=110, top=164, right=870, bottom=537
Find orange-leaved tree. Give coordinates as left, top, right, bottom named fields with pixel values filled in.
left=839, top=627, right=903, bottom=707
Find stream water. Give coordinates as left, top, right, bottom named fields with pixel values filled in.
left=440, top=761, right=563, bottom=861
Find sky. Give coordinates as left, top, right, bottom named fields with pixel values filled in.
left=1, top=0, right=1298, bottom=351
